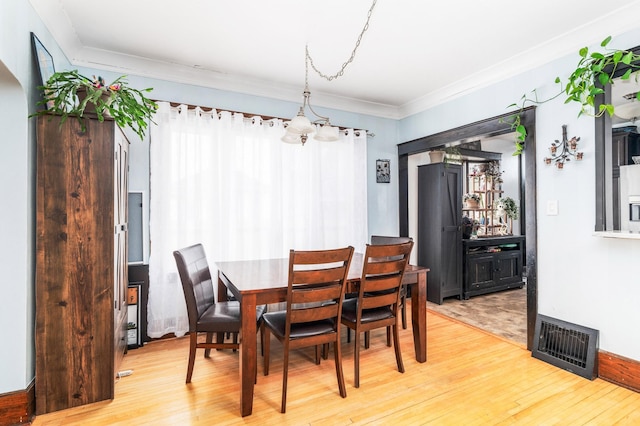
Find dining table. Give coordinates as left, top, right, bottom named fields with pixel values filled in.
left=216, top=252, right=429, bottom=417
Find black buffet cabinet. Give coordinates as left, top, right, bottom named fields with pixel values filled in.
left=462, top=236, right=525, bottom=299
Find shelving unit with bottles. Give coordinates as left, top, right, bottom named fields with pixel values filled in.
left=463, top=163, right=511, bottom=237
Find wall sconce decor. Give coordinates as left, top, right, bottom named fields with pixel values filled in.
left=544, top=124, right=583, bottom=169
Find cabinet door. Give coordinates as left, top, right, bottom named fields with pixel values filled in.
left=441, top=165, right=462, bottom=295
left=465, top=253, right=495, bottom=294
left=494, top=251, right=522, bottom=286
left=114, top=128, right=129, bottom=374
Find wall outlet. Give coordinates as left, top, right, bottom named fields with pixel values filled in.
left=546, top=200, right=559, bottom=216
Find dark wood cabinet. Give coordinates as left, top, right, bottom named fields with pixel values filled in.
left=127, top=264, right=149, bottom=348
left=35, top=115, right=129, bottom=414
left=418, top=163, right=462, bottom=304
left=463, top=236, right=525, bottom=299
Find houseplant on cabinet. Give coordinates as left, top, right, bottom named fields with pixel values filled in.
left=33, top=70, right=158, bottom=140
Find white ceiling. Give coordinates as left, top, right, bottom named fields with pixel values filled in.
left=29, top=0, right=640, bottom=119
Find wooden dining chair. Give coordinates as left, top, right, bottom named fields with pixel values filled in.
left=341, top=240, right=413, bottom=388
left=262, top=246, right=354, bottom=413
left=371, top=235, right=412, bottom=330
left=346, top=235, right=413, bottom=348
left=173, top=243, right=266, bottom=384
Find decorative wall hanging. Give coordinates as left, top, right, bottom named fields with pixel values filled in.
left=31, top=32, right=56, bottom=110
left=544, top=124, right=583, bottom=169
left=376, top=159, right=390, bottom=183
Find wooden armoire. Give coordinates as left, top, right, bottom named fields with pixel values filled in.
left=417, top=162, right=463, bottom=304
left=35, top=114, right=129, bottom=414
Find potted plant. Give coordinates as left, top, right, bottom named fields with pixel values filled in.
left=463, top=193, right=481, bottom=208
left=495, top=196, right=519, bottom=220
left=32, top=70, right=158, bottom=140
left=507, top=36, right=640, bottom=155
left=428, top=149, right=446, bottom=163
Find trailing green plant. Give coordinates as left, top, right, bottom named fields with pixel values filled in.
left=506, top=36, right=640, bottom=155
left=496, top=196, right=519, bottom=220
left=32, top=70, right=157, bottom=140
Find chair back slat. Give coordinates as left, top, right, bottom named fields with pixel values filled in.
left=292, top=267, right=347, bottom=285
left=361, top=291, right=398, bottom=310
left=291, top=303, right=340, bottom=323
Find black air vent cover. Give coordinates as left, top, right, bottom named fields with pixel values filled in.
left=532, top=314, right=599, bottom=380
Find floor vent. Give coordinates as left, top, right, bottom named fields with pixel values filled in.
left=532, top=314, right=599, bottom=380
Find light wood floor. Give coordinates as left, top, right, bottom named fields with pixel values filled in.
left=32, top=308, right=640, bottom=425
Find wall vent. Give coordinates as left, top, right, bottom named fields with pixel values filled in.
left=532, top=314, right=599, bottom=380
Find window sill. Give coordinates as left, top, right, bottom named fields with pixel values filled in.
left=592, top=231, right=640, bottom=240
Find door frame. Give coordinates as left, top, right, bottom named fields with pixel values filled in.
left=397, top=107, right=538, bottom=350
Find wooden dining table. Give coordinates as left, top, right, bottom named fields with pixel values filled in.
left=216, top=252, right=429, bottom=417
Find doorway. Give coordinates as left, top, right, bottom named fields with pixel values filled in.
left=397, top=108, right=538, bottom=350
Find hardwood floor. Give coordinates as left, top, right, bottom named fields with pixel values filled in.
left=32, top=310, right=639, bottom=425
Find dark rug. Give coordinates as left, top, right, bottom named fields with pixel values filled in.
left=426, top=287, right=527, bottom=346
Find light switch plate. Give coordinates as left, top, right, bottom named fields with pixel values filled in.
left=547, top=200, right=558, bottom=216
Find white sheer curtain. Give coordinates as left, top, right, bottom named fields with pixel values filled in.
left=147, top=102, right=368, bottom=338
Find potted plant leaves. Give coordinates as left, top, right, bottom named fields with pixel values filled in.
left=495, top=196, right=519, bottom=220
left=32, top=69, right=157, bottom=140
left=463, top=193, right=482, bottom=208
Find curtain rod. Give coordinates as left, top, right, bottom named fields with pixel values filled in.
left=156, top=100, right=374, bottom=137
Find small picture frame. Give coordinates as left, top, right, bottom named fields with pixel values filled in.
left=31, top=32, right=56, bottom=109
left=376, top=159, right=390, bottom=183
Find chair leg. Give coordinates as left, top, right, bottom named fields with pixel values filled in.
left=204, top=332, right=213, bottom=358
left=354, top=331, right=361, bottom=388
left=346, top=327, right=351, bottom=343
left=315, top=346, right=321, bottom=365
left=401, top=295, right=407, bottom=330
left=186, top=332, right=197, bottom=384
left=263, top=327, right=271, bottom=376
left=364, top=331, right=370, bottom=349
left=392, top=324, right=405, bottom=374
left=260, top=322, right=265, bottom=357
left=386, top=327, right=392, bottom=347
left=281, top=344, right=290, bottom=413
left=334, top=339, right=347, bottom=398
left=232, top=332, right=238, bottom=352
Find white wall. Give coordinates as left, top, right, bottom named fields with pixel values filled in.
left=1, top=0, right=34, bottom=394
left=0, top=0, right=73, bottom=395
left=399, top=29, right=640, bottom=360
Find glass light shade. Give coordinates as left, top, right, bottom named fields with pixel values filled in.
left=614, top=102, right=640, bottom=120
left=287, top=107, right=315, bottom=134
left=314, top=123, right=340, bottom=141
left=281, top=129, right=302, bottom=144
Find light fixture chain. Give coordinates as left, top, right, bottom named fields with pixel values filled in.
left=306, top=0, right=377, bottom=82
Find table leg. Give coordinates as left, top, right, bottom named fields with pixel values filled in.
left=239, top=292, right=258, bottom=417
left=410, top=270, right=427, bottom=362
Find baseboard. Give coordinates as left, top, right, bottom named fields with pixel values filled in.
left=598, top=350, right=640, bottom=393
left=0, top=380, right=35, bottom=425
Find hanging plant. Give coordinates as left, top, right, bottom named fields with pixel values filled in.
left=506, top=36, right=640, bottom=155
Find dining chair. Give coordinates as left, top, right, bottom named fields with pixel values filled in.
left=173, top=243, right=266, bottom=384
left=262, top=246, right=354, bottom=413
left=371, top=235, right=413, bottom=330
left=346, top=235, right=413, bottom=348
left=341, top=240, right=413, bottom=388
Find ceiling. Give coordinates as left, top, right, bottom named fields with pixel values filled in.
left=29, top=0, right=640, bottom=119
